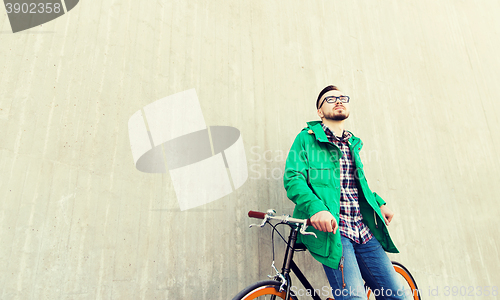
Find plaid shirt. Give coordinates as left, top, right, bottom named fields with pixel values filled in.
left=322, top=124, right=373, bottom=244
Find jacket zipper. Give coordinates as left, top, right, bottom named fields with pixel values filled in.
left=374, top=211, right=378, bottom=229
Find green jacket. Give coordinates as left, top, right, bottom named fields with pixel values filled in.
left=283, top=121, right=398, bottom=269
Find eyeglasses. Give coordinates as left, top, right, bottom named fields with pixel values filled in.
left=318, top=95, right=350, bottom=109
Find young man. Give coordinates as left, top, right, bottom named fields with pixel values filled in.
left=283, top=85, right=409, bottom=299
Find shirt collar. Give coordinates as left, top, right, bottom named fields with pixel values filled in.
left=321, top=123, right=352, bottom=142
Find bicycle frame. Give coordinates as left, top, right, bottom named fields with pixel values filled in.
left=279, top=225, right=324, bottom=300
left=242, top=210, right=420, bottom=300
left=278, top=227, right=421, bottom=300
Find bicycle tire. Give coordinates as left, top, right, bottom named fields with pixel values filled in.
left=366, top=262, right=421, bottom=300
left=392, top=262, right=421, bottom=300
left=232, top=280, right=299, bottom=300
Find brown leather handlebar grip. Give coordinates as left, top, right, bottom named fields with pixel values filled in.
left=248, top=211, right=312, bottom=226
left=248, top=211, right=266, bottom=219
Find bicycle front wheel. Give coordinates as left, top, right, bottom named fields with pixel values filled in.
left=366, top=262, right=421, bottom=300
left=232, top=280, right=298, bottom=300
left=392, top=262, right=421, bottom=300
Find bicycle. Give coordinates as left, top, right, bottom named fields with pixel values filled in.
left=232, top=210, right=421, bottom=300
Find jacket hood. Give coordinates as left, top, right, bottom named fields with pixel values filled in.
left=305, top=121, right=329, bottom=143
left=304, top=121, right=362, bottom=149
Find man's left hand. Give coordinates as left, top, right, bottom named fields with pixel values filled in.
left=380, top=205, right=394, bottom=225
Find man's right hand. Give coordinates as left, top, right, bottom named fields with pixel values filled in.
left=310, top=211, right=338, bottom=233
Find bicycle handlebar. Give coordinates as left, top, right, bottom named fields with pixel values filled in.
left=247, top=210, right=316, bottom=237
left=248, top=210, right=312, bottom=226
left=248, top=210, right=266, bottom=219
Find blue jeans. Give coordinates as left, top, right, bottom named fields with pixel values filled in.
left=323, top=236, right=411, bottom=300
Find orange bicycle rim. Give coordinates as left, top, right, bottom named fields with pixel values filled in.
left=393, top=265, right=419, bottom=299
left=365, top=265, right=419, bottom=299
left=241, top=286, right=290, bottom=300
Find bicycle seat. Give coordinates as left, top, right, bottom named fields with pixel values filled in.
left=294, top=243, right=307, bottom=251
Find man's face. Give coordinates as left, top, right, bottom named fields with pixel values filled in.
left=317, top=90, right=350, bottom=121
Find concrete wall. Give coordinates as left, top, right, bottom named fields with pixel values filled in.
left=1, top=0, right=499, bottom=299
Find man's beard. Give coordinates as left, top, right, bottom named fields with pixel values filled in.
left=324, top=110, right=349, bottom=121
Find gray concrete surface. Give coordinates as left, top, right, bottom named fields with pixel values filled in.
left=1, top=0, right=499, bottom=299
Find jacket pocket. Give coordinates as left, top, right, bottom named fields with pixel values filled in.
left=301, top=228, right=330, bottom=257
left=307, top=168, right=333, bottom=187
